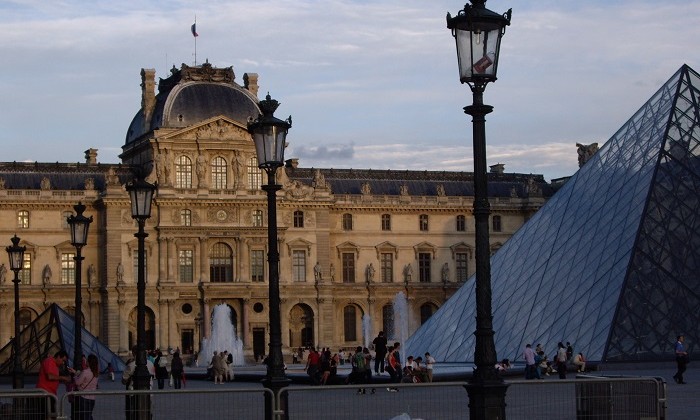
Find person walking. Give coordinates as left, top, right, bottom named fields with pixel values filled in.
left=372, top=331, right=388, bottom=375
left=424, top=352, right=436, bottom=382
left=71, top=354, right=99, bottom=420
left=154, top=350, right=169, bottom=389
left=673, top=335, right=689, bottom=384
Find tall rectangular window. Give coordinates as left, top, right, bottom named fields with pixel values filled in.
left=211, top=157, right=227, bottom=189
left=380, top=253, right=393, bottom=282
left=181, top=209, right=192, bottom=226
left=251, top=250, right=264, bottom=282
left=456, top=215, right=466, bottom=232
left=252, top=210, right=263, bottom=227
left=342, top=253, right=355, bottom=283
left=175, top=155, right=193, bottom=188
left=381, top=214, right=391, bottom=231
left=456, top=253, right=469, bottom=282
left=292, top=250, right=306, bottom=282
left=179, top=250, right=194, bottom=283
left=419, top=214, right=429, bottom=231
left=293, top=211, right=304, bottom=228
left=342, top=214, right=353, bottom=231
left=492, top=215, right=502, bottom=232
left=19, top=253, right=32, bottom=285
left=61, top=253, right=76, bottom=285
left=419, top=253, right=431, bottom=283
left=247, top=157, right=262, bottom=190
left=18, top=210, right=29, bottom=229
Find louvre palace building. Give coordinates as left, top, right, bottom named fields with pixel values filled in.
left=0, top=62, right=553, bottom=364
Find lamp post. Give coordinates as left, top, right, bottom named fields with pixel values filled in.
left=248, top=93, right=292, bottom=419
left=125, top=176, right=156, bottom=419
left=6, top=235, right=26, bottom=389
left=67, top=202, right=93, bottom=371
left=447, top=1, right=511, bottom=418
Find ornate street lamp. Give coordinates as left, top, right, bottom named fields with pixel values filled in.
left=125, top=176, right=156, bottom=418
left=447, top=1, right=511, bottom=418
left=67, top=202, right=93, bottom=371
left=6, top=235, right=26, bottom=389
left=248, top=93, right=292, bottom=419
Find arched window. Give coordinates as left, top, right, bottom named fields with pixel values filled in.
left=294, top=210, right=304, bottom=228
left=211, top=156, right=227, bottom=189
left=247, top=157, right=262, bottom=190
left=181, top=209, right=192, bottom=227
left=344, top=305, right=358, bottom=342
left=210, top=242, right=233, bottom=282
left=420, top=303, right=438, bottom=325
left=175, top=155, right=193, bottom=188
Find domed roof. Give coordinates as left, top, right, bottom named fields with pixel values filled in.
left=126, top=63, right=260, bottom=144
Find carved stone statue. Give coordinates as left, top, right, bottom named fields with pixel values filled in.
left=88, top=264, right=97, bottom=286
left=436, top=184, right=446, bottom=197
left=400, top=184, right=409, bottom=196
left=116, top=262, right=124, bottom=284
left=40, top=177, right=51, bottom=190
left=314, top=262, right=322, bottom=282
left=403, top=264, right=413, bottom=282
left=196, top=153, right=208, bottom=188
left=312, top=169, right=328, bottom=189
left=329, top=263, right=335, bottom=282
left=42, top=264, right=52, bottom=285
left=361, top=182, right=371, bottom=195
left=441, top=262, right=450, bottom=283
left=366, top=263, right=375, bottom=283
left=0, top=263, right=6, bottom=284
left=233, top=151, right=245, bottom=189
left=576, top=143, right=599, bottom=167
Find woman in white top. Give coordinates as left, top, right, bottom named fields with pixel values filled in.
left=72, top=354, right=99, bottom=420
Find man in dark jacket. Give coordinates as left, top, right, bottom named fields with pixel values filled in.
left=372, top=331, right=388, bottom=374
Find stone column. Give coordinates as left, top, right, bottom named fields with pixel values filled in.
left=158, top=237, right=167, bottom=283
left=159, top=299, right=168, bottom=349
left=118, top=296, right=129, bottom=353
left=167, top=299, right=175, bottom=350
left=199, top=237, right=208, bottom=283
left=241, top=298, right=249, bottom=347
left=168, top=238, right=177, bottom=282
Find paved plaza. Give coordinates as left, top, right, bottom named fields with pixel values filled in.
left=2, top=362, right=697, bottom=418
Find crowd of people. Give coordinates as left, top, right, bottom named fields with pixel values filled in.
left=301, top=331, right=436, bottom=393
left=517, top=341, right=586, bottom=380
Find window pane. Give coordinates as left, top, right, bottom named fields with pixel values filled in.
left=179, top=250, right=193, bottom=283
left=342, top=214, right=353, bottom=231
left=61, top=253, right=76, bottom=285
left=248, top=157, right=262, bottom=190
left=19, top=254, right=31, bottom=285
left=342, top=253, right=355, bottom=283
left=251, top=250, right=264, bottom=282
left=420, top=214, right=429, bottom=231
left=253, top=210, right=263, bottom=227
left=419, top=253, right=431, bottom=282
left=492, top=215, right=502, bottom=232
left=210, top=243, right=233, bottom=282
left=294, top=211, right=304, bottom=228
left=456, top=252, right=469, bottom=282
left=381, top=214, right=391, bottom=231
left=18, top=210, right=29, bottom=229
left=181, top=209, right=192, bottom=227
left=456, top=215, right=466, bottom=231
left=212, top=156, right=227, bottom=189
left=292, top=250, right=306, bottom=282
left=176, top=156, right=193, bottom=188
left=380, top=253, right=393, bottom=282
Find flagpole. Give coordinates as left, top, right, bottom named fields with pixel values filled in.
left=194, top=16, right=197, bottom=66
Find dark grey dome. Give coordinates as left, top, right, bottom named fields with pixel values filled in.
left=126, top=63, right=260, bottom=144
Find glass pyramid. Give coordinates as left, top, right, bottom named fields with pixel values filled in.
left=0, top=304, right=126, bottom=374
left=406, top=64, right=700, bottom=363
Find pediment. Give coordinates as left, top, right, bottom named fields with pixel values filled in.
left=375, top=241, right=399, bottom=259
left=413, top=241, right=437, bottom=259
left=157, top=117, right=251, bottom=143
left=336, top=241, right=360, bottom=259
left=450, top=241, right=474, bottom=259
left=286, top=238, right=313, bottom=255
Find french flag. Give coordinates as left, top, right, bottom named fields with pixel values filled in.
left=191, top=23, right=198, bottom=37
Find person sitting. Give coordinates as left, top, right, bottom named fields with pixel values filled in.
left=495, top=358, right=511, bottom=372
left=412, top=357, right=429, bottom=383
left=573, top=352, right=586, bottom=373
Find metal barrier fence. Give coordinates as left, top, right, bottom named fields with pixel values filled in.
left=59, top=387, right=272, bottom=420
left=0, top=389, right=57, bottom=419
left=0, top=376, right=664, bottom=420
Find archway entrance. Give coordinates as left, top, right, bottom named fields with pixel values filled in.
left=289, top=304, right=314, bottom=348
left=129, top=307, right=156, bottom=350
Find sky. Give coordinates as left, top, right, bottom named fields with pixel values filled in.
left=1, top=0, right=698, bottom=182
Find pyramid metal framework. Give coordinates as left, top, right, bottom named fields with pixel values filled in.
left=406, top=64, right=700, bottom=363
left=0, top=304, right=126, bottom=375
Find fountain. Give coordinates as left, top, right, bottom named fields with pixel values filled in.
left=362, top=314, right=373, bottom=349
left=199, top=304, right=245, bottom=366
left=392, top=292, right=409, bottom=348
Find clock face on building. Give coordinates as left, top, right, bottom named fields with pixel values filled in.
left=216, top=210, right=227, bottom=221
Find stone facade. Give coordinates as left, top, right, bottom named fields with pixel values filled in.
left=0, top=63, right=552, bottom=362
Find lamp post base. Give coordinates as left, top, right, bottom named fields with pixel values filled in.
left=464, top=380, right=509, bottom=420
